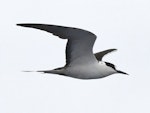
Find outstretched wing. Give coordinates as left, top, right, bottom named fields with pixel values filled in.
left=94, top=49, right=117, bottom=61
left=17, top=24, right=98, bottom=66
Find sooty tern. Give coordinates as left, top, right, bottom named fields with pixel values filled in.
left=17, top=23, right=128, bottom=79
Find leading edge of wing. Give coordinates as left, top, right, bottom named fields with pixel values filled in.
left=17, top=23, right=97, bottom=66
left=16, top=23, right=97, bottom=39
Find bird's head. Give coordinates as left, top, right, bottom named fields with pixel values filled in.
left=104, top=62, right=128, bottom=75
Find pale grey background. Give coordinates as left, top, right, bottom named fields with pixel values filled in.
left=0, top=0, right=150, bottom=113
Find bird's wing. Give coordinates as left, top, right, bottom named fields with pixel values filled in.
left=94, top=49, right=117, bottom=61
left=17, top=24, right=97, bottom=66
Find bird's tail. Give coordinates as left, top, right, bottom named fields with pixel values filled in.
left=22, top=70, right=37, bottom=72
left=37, top=70, right=58, bottom=74
left=22, top=70, right=53, bottom=73
left=37, top=69, right=65, bottom=75
left=22, top=68, right=65, bottom=75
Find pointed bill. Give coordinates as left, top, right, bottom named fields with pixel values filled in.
left=117, top=70, right=129, bottom=75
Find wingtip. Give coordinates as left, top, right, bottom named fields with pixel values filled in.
left=112, top=48, right=118, bottom=51
left=16, top=23, right=30, bottom=27
left=110, top=48, right=118, bottom=53
left=16, top=23, right=23, bottom=26
left=16, top=23, right=20, bottom=26
left=16, top=23, right=45, bottom=29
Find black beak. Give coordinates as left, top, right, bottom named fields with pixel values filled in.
left=117, top=70, right=128, bottom=75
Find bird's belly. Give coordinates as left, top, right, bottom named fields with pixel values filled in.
left=65, top=64, right=110, bottom=79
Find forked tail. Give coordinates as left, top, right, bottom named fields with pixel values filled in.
left=22, top=70, right=36, bottom=72
left=22, top=67, right=65, bottom=75
left=37, top=69, right=65, bottom=75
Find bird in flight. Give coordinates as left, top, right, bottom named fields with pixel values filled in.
left=17, top=24, right=128, bottom=79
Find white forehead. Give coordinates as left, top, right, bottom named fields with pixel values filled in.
left=99, top=61, right=106, bottom=65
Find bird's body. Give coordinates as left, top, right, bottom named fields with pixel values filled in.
left=41, top=61, right=116, bottom=79
left=17, top=23, right=128, bottom=79
left=65, top=62, right=116, bottom=79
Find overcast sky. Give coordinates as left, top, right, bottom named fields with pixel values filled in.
left=0, top=0, right=150, bottom=113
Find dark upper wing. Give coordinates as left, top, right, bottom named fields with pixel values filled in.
left=94, top=49, right=117, bottom=61
left=17, top=24, right=97, bottom=66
